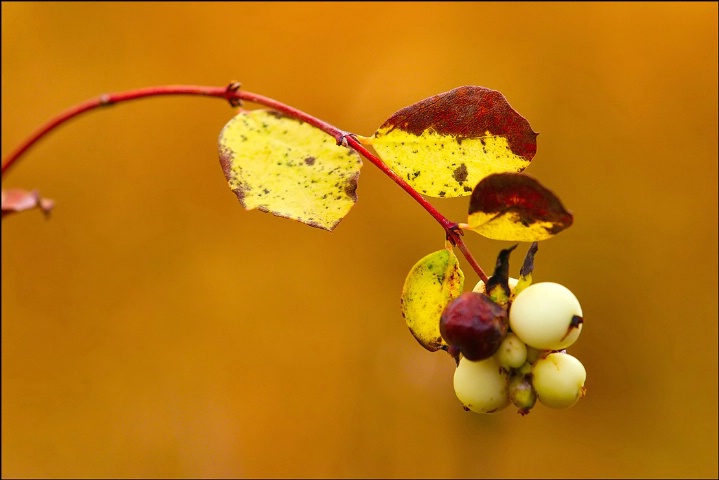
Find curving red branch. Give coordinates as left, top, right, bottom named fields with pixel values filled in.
left=1, top=82, right=489, bottom=282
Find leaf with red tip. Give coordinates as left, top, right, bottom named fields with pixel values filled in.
left=1, top=188, right=54, bottom=219
left=367, top=86, right=537, bottom=198
left=467, top=173, right=573, bottom=241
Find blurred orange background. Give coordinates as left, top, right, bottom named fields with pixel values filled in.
left=2, top=2, right=717, bottom=478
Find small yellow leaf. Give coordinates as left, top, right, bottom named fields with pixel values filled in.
left=369, top=86, right=536, bottom=198
left=218, top=110, right=363, bottom=231
left=513, top=273, right=532, bottom=299
left=400, top=246, right=464, bottom=352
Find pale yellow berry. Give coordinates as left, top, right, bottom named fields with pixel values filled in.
left=494, top=332, right=527, bottom=369
left=453, top=356, right=509, bottom=413
left=532, top=352, right=586, bottom=408
left=509, top=282, right=583, bottom=350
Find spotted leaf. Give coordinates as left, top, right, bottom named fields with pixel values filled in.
left=218, top=110, right=362, bottom=231
left=401, top=245, right=465, bottom=352
left=367, top=86, right=537, bottom=198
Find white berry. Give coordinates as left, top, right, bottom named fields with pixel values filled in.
left=532, top=352, right=586, bottom=408
left=509, top=282, right=583, bottom=350
left=494, top=332, right=527, bottom=369
left=453, top=356, right=509, bottom=413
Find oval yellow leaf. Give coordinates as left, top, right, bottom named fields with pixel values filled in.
left=218, top=110, right=363, bottom=231
left=369, top=86, right=537, bottom=198
left=400, top=246, right=465, bottom=352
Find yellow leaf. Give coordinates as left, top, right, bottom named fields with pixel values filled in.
left=368, top=86, right=536, bottom=198
left=400, top=245, right=464, bottom=352
left=218, top=110, right=363, bottom=231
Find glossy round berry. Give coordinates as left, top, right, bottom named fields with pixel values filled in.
left=509, top=282, right=583, bottom=350
left=440, top=292, right=508, bottom=361
left=532, top=352, right=586, bottom=408
left=453, top=356, right=509, bottom=413
left=495, top=332, right=527, bottom=369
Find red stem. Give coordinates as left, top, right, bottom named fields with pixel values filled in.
left=2, top=85, right=230, bottom=175
left=453, top=236, right=488, bottom=284
left=1, top=83, right=488, bottom=282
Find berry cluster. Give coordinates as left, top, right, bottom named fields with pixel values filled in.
left=440, top=245, right=586, bottom=415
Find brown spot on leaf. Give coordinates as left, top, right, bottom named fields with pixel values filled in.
left=304, top=156, right=316, bottom=166
left=218, top=144, right=249, bottom=206
left=344, top=173, right=359, bottom=202
left=453, top=164, right=468, bottom=183
left=218, top=145, right=234, bottom=181
left=232, top=182, right=248, bottom=205
left=267, top=110, right=290, bottom=119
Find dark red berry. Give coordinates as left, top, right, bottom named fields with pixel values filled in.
left=440, top=292, right=508, bottom=361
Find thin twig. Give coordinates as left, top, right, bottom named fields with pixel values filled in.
left=1, top=83, right=488, bottom=279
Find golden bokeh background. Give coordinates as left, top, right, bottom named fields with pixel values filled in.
left=2, top=2, right=717, bottom=478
